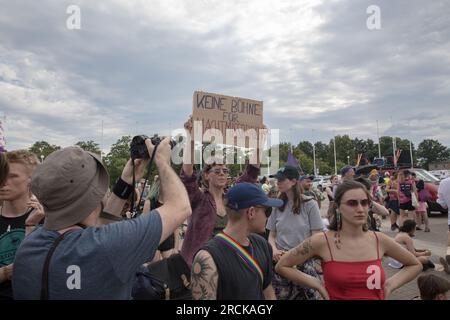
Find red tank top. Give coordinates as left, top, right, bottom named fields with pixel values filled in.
left=321, top=232, right=385, bottom=300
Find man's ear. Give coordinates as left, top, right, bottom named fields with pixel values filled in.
left=247, top=207, right=255, bottom=220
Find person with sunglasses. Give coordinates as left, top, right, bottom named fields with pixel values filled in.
left=266, top=166, right=324, bottom=300
left=276, top=180, right=422, bottom=300
left=179, top=117, right=230, bottom=268
left=191, top=182, right=282, bottom=299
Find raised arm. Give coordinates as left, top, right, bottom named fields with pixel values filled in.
left=101, top=158, right=149, bottom=223
left=191, top=250, right=218, bottom=300
left=182, top=116, right=195, bottom=177
left=275, top=235, right=329, bottom=299
left=147, top=137, right=192, bottom=244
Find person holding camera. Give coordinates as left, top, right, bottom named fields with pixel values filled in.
left=180, top=116, right=229, bottom=268
left=12, top=138, right=191, bottom=299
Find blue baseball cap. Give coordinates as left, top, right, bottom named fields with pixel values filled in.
left=226, top=182, right=283, bottom=210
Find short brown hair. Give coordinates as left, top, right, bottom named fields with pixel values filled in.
left=6, top=150, right=40, bottom=176
left=417, top=274, right=450, bottom=300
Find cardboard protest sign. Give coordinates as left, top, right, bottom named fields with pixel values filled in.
left=192, top=91, right=264, bottom=146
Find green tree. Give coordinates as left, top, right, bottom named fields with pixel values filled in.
left=103, top=136, right=132, bottom=186
left=75, top=140, right=101, bottom=155
left=314, top=142, right=329, bottom=162
left=417, top=139, right=450, bottom=169
left=297, top=141, right=313, bottom=159
left=29, top=141, right=61, bottom=160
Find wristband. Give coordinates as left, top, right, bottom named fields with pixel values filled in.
left=113, top=177, right=134, bottom=200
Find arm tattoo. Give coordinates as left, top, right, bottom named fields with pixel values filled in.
left=292, top=238, right=313, bottom=257
left=191, top=251, right=218, bottom=300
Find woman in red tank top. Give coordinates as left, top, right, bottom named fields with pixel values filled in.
left=275, top=180, right=422, bottom=300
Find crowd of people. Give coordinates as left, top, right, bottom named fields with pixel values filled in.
left=0, top=118, right=450, bottom=300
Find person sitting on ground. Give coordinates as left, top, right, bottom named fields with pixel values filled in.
left=392, top=220, right=435, bottom=271
left=417, top=274, right=450, bottom=300
left=191, top=183, right=282, bottom=300
left=12, top=138, right=191, bottom=299
left=275, top=180, right=422, bottom=300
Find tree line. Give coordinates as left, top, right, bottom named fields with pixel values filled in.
left=27, top=135, right=450, bottom=185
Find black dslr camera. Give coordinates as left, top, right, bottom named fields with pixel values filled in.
left=130, top=134, right=177, bottom=159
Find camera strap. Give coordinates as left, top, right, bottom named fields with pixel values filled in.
left=130, top=143, right=159, bottom=216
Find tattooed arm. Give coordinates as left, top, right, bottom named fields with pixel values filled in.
left=275, top=234, right=329, bottom=300
left=191, top=250, right=218, bottom=300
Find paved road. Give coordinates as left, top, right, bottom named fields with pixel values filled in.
left=319, top=196, right=450, bottom=300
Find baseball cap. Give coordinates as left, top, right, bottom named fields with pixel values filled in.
left=300, top=175, right=315, bottom=181
left=340, top=165, right=354, bottom=176
left=226, top=182, right=283, bottom=210
left=31, top=146, right=109, bottom=230
left=269, top=166, right=300, bottom=180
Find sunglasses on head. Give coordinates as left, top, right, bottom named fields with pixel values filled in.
left=343, top=199, right=370, bottom=207
left=209, top=168, right=229, bottom=175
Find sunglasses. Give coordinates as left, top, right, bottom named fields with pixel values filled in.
left=209, top=168, right=229, bottom=175
left=255, top=205, right=271, bottom=218
left=343, top=199, right=370, bottom=207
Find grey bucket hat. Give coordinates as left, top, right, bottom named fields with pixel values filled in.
left=31, top=146, right=109, bottom=230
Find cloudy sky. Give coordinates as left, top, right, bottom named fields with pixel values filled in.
left=1, top=0, right=449, bottom=154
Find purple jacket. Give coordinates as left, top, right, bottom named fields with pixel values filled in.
left=180, top=168, right=221, bottom=267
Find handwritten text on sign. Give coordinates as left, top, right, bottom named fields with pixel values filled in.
left=192, top=91, right=263, bottom=144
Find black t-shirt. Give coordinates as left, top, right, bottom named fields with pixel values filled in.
left=150, top=199, right=175, bottom=252
left=201, top=233, right=273, bottom=300
left=0, top=208, right=33, bottom=300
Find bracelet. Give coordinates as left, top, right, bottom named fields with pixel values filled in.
left=113, top=177, right=134, bottom=200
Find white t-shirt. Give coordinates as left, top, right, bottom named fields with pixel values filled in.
left=266, top=198, right=324, bottom=251
left=437, top=177, right=450, bottom=225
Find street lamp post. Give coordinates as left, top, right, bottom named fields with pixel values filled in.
left=347, top=155, right=350, bottom=165
left=40, top=155, right=44, bottom=163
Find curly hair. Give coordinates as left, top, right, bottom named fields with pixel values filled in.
left=6, top=150, right=40, bottom=176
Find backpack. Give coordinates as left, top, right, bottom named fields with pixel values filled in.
left=132, top=253, right=192, bottom=300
